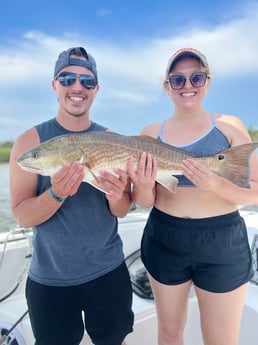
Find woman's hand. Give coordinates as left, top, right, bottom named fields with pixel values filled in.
left=127, top=152, right=157, bottom=208
left=181, top=159, right=221, bottom=191
left=128, top=152, right=157, bottom=190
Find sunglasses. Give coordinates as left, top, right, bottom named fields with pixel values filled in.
left=167, top=72, right=210, bottom=90
left=55, top=72, right=97, bottom=90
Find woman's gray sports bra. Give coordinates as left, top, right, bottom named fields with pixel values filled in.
left=157, top=114, right=230, bottom=186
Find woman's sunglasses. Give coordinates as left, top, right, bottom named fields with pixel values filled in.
left=167, top=72, right=210, bottom=90
left=55, top=72, right=97, bottom=90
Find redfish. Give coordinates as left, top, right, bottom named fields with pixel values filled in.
left=16, top=131, right=258, bottom=193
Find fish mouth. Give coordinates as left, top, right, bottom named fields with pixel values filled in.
left=16, top=162, right=42, bottom=173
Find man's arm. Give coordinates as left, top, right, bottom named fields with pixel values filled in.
left=9, top=128, right=85, bottom=228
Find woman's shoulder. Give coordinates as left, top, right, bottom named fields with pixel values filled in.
left=215, top=113, right=246, bottom=127
left=214, top=113, right=251, bottom=144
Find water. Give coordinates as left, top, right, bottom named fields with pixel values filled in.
left=0, top=163, right=18, bottom=232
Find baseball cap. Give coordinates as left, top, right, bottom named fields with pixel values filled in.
left=54, top=47, right=98, bottom=82
left=166, top=48, right=209, bottom=76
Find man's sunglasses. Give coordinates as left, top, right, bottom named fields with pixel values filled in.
left=167, top=72, right=210, bottom=90
left=55, top=72, right=97, bottom=90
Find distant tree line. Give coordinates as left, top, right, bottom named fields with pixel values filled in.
left=0, top=141, right=13, bottom=163
left=248, top=126, right=258, bottom=141
left=0, top=127, right=258, bottom=163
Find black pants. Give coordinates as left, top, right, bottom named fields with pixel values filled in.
left=26, top=262, right=134, bottom=345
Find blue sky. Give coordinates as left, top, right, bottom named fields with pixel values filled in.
left=1, top=0, right=258, bottom=141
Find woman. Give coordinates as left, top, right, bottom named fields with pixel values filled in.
left=128, top=48, right=258, bottom=345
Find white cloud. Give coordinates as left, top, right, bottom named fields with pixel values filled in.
left=1, top=2, right=258, bottom=140
left=1, top=4, right=258, bottom=88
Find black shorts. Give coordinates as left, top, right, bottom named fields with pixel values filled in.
left=141, top=207, right=254, bottom=293
left=26, top=262, right=134, bottom=345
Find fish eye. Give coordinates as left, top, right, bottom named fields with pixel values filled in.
left=32, top=152, right=41, bottom=159
left=218, top=154, right=225, bottom=160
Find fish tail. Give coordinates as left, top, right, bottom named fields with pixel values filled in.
left=215, top=143, right=258, bottom=188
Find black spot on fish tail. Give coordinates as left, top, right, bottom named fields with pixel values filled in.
left=215, top=143, right=258, bottom=188
left=217, top=154, right=225, bottom=160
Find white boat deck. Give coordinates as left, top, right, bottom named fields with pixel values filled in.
left=0, top=207, right=258, bottom=344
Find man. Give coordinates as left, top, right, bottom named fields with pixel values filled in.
left=9, top=47, right=134, bottom=345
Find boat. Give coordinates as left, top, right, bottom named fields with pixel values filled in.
left=0, top=206, right=257, bottom=345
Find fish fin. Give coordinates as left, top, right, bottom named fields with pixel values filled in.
left=213, top=143, right=258, bottom=188
left=86, top=179, right=110, bottom=194
left=82, top=167, right=110, bottom=194
left=156, top=172, right=178, bottom=193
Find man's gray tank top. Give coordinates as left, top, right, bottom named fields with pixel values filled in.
left=157, top=114, right=230, bottom=186
left=29, top=118, right=124, bottom=286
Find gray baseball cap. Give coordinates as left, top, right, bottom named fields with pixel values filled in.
left=54, top=47, right=98, bottom=82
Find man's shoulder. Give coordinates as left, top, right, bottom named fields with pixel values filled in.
left=90, top=121, right=108, bottom=132
left=12, top=127, right=40, bottom=156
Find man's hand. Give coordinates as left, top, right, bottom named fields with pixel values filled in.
left=50, top=161, right=85, bottom=198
